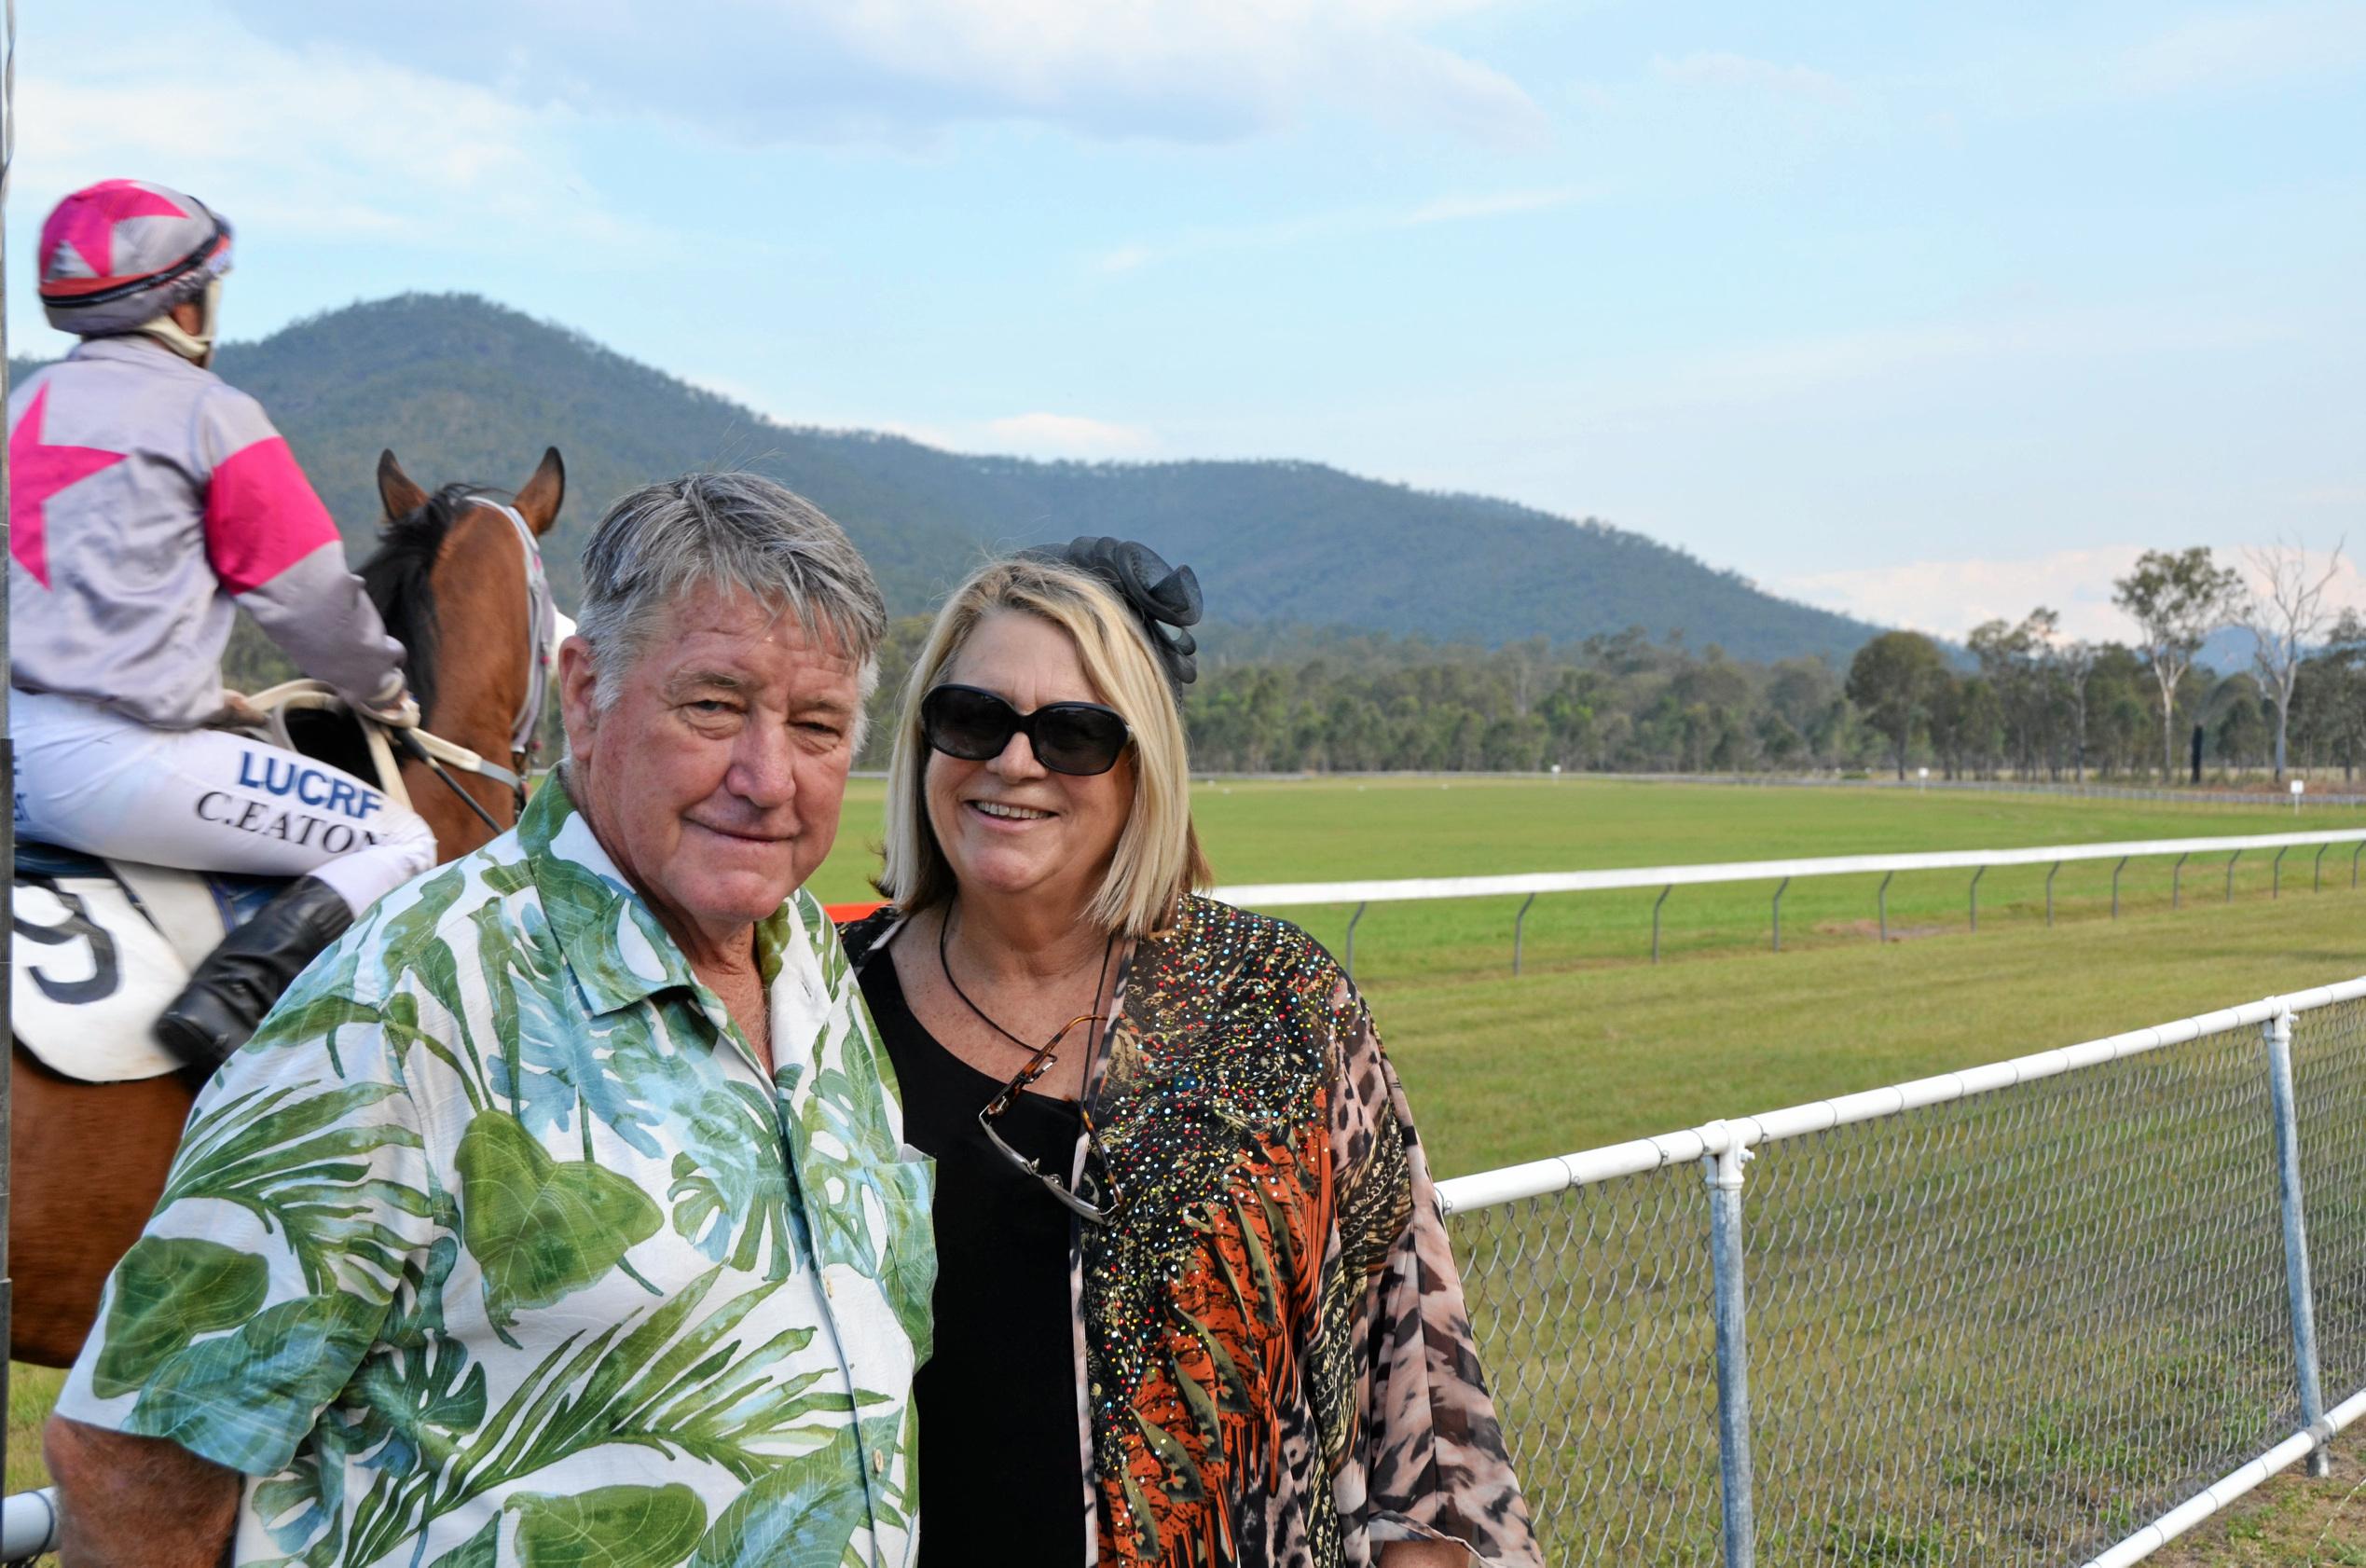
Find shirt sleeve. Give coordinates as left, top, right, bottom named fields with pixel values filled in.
left=52, top=984, right=436, bottom=1477
left=1325, top=981, right=1544, bottom=1567
left=196, top=387, right=407, bottom=703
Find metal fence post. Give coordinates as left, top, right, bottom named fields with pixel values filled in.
left=1652, top=884, right=1671, bottom=964
left=1969, top=865, right=1984, bottom=932
left=1878, top=871, right=1892, bottom=943
left=2045, top=860, right=2059, bottom=927
left=2173, top=852, right=2188, bottom=910
left=2263, top=1009, right=2331, bottom=1479
left=2229, top=849, right=2243, bottom=903
left=1512, top=893, right=1535, bottom=976
left=1705, top=1133, right=1758, bottom=1566
left=0, top=35, right=14, bottom=1491
left=2352, top=841, right=2362, bottom=889
left=1771, top=878, right=1788, bottom=953
left=2314, top=844, right=2328, bottom=893
left=2112, top=856, right=2128, bottom=918
left=2274, top=846, right=2288, bottom=901
left=1343, top=901, right=1367, bottom=982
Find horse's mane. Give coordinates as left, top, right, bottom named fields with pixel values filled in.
left=359, top=482, right=492, bottom=722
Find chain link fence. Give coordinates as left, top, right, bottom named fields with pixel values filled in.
left=1442, top=979, right=2366, bottom=1566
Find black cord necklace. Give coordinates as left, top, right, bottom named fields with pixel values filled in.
left=938, top=902, right=1115, bottom=1060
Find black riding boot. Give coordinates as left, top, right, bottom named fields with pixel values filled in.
left=154, top=876, right=353, bottom=1076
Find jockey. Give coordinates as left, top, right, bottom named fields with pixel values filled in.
left=9, top=179, right=438, bottom=1073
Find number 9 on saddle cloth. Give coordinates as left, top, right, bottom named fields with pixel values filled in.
left=10, top=689, right=439, bottom=1082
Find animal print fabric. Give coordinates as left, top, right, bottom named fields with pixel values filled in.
left=854, top=897, right=1539, bottom=1567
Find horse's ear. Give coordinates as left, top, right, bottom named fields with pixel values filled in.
left=516, top=447, right=565, bottom=537
left=377, top=449, right=428, bottom=521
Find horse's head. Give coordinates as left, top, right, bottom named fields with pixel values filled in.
left=365, top=447, right=567, bottom=857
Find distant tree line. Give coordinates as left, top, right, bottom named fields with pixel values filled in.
left=1055, top=543, right=2362, bottom=784
left=223, top=533, right=2362, bottom=788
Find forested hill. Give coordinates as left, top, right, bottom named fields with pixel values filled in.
left=13, top=294, right=1888, bottom=664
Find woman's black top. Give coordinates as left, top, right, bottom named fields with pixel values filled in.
left=855, top=934, right=1087, bottom=1568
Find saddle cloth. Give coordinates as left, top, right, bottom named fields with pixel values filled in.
left=11, top=843, right=282, bottom=1082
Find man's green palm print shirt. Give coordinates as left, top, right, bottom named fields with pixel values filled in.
left=58, top=776, right=938, bottom=1568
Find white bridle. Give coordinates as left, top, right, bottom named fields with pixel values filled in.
left=400, top=496, right=565, bottom=812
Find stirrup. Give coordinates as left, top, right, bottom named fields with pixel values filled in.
left=153, top=876, right=352, bottom=1076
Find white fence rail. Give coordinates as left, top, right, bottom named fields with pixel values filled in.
left=1215, top=827, right=2366, bottom=974
left=1436, top=977, right=2366, bottom=1566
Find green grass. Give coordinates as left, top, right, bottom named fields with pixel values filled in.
left=809, top=774, right=2366, bottom=1176
left=811, top=776, right=2366, bottom=984
left=9, top=776, right=2365, bottom=1560
left=1373, top=885, right=2366, bottom=1176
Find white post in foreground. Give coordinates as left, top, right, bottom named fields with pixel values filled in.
left=1705, top=1131, right=1756, bottom=1566
left=2263, top=1008, right=2331, bottom=1479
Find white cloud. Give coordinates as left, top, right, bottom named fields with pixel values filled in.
left=215, top=0, right=1545, bottom=148
left=982, top=412, right=1156, bottom=457
left=1095, top=183, right=1590, bottom=270
left=2112, top=4, right=2366, bottom=97
left=1780, top=546, right=2149, bottom=643
left=14, top=21, right=642, bottom=255
left=1779, top=543, right=2366, bottom=644
left=1653, top=51, right=1851, bottom=104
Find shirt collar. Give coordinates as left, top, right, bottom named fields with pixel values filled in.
left=519, top=771, right=808, bottom=1021
left=68, top=335, right=208, bottom=374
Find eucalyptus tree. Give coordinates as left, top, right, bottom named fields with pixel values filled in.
left=2112, top=547, right=2246, bottom=780
left=2243, top=536, right=2346, bottom=780
left=1846, top=630, right=1947, bottom=779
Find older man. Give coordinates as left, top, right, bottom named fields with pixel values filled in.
left=45, top=474, right=935, bottom=1568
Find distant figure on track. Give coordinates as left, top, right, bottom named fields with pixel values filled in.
left=841, top=538, right=1543, bottom=1567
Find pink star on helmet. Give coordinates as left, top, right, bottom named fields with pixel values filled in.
left=40, top=179, right=188, bottom=283
left=10, top=386, right=129, bottom=587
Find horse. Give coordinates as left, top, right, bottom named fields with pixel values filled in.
left=7, top=446, right=567, bottom=1369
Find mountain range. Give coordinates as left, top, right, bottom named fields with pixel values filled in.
left=14, top=293, right=1889, bottom=665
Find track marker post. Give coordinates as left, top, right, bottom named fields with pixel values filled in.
left=2263, top=1009, right=2331, bottom=1479
left=1705, top=1132, right=1758, bottom=1567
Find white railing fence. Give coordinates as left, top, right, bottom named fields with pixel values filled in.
left=1437, top=977, right=2366, bottom=1567
left=1641, top=773, right=2366, bottom=811
left=1217, top=828, right=2366, bottom=978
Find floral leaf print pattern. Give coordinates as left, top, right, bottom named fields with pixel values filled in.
left=509, top=1484, right=708, bottom=1568
left=454, top=1110, right=663, bottom=1342
left=54, top=777, right=931, bottom=1568
left=90, top=1237, right=268, bottom=1398
left=160, top=1080, right=430, bottom=1297
left=684, top=1427, right=869, bottom=1568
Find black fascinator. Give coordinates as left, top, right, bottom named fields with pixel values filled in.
left=1025, top=536, right=1203, bottom=694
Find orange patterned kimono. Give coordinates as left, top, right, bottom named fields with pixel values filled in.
left=1071, top=897, right=1539, bottom=1567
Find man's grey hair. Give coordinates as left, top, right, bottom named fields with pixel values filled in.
left=573, top=473, right=887, bottom=741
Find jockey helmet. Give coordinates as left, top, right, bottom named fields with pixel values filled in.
left=37, top=178, right=234, bottom=338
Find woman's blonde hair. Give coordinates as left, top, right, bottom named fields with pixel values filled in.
left=877, top=555, right=1212, bottom=936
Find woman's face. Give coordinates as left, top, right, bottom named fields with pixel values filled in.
left=924, top=611, right=1135, bottom=918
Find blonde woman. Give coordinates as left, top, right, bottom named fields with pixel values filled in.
left=842, top=539, right=1539, bottom=1567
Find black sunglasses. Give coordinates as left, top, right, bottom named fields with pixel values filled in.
left=977, top=1013, right=1127, bottom=1225
left=920, top=683, right=1132, bottom=777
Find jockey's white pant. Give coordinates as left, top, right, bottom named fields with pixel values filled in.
left=10, top=689, right=437, bottom=917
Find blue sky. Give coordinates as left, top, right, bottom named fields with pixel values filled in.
left=13, top=0, right=2365, bottom=640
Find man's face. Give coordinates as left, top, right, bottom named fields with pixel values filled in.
left=559, top=584, right=863, bottom=956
